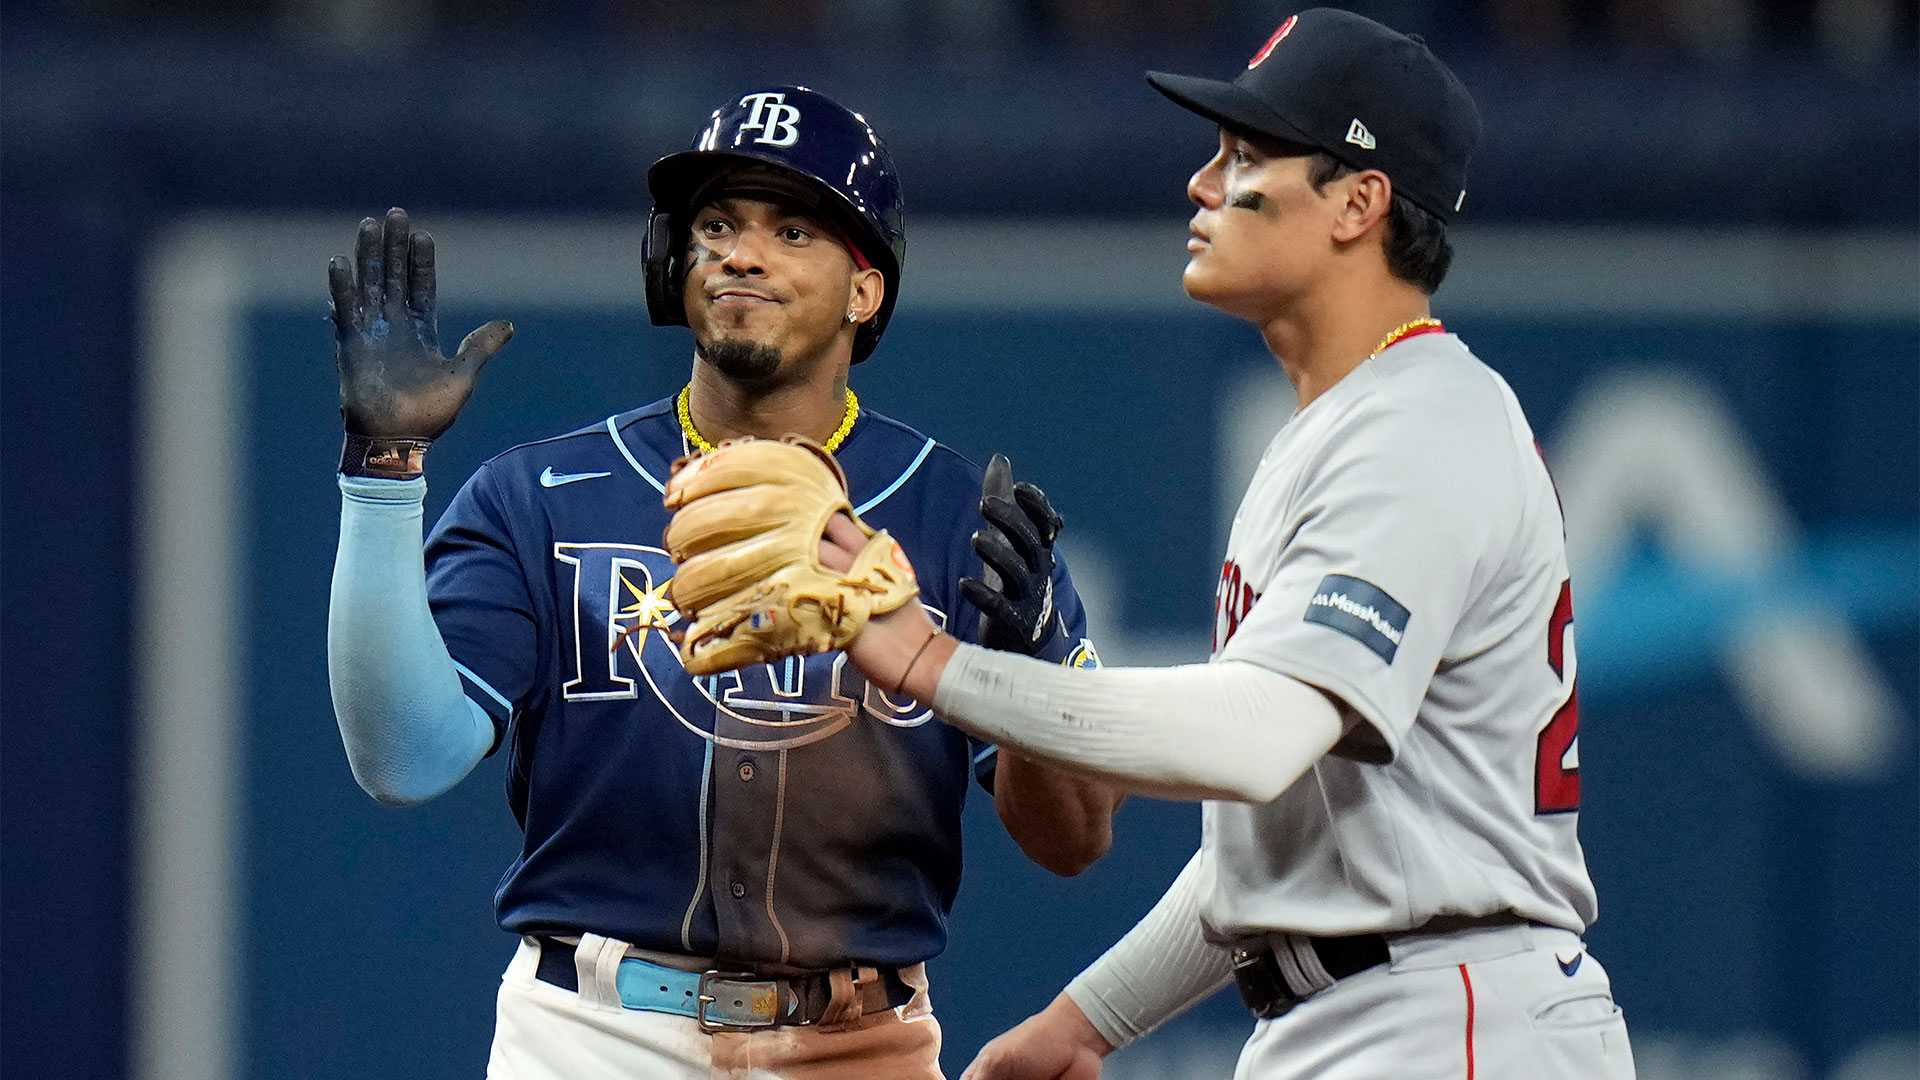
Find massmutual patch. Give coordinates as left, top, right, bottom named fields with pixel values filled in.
left=1303, top=574, right=1410, bottom=664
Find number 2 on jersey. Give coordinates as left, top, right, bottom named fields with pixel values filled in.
left=1535, top=579, right=1581, bottom=814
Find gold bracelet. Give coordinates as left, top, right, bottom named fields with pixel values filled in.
left=894, top=630, right=945, bottom=698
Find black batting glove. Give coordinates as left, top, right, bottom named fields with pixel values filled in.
left=328, top=207, right=514, bottom=479
left=959, top=454, right=1067, bottom=656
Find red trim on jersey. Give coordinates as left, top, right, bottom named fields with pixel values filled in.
left=1459, top=963, right=1477, bottom=1079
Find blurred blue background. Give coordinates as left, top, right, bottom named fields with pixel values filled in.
left=3, top=2, right=1916, bottom=1079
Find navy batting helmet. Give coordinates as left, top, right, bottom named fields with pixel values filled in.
left=644, top=86, right=907, bottom=364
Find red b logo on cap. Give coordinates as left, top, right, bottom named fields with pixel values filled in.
left=1248, top=15, right=1297, bottom=69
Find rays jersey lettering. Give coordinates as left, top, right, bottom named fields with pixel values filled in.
left=554, top=541, right=942, bottom=745
left=422, top=396, right=1096, bottom=970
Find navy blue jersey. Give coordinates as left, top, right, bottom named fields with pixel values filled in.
left=423, top=395, right=1097, bottom=970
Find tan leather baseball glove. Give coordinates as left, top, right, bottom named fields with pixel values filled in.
left=663, top=436, right=921, bottom=675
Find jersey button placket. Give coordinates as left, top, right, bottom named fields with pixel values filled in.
left=729, top=880, right=748, bottom=900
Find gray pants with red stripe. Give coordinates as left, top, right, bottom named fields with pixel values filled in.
left=1233, top=922, right=1634, bottom=1080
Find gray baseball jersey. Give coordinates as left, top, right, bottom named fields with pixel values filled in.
left=1205, top=330, right=1597, bottom=940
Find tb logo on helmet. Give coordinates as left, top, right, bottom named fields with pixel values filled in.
left=737, top=91, right=802, bottom=148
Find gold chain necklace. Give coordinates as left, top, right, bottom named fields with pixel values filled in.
left=1369, top=317, right=1445, bottom=358
left=676, top=384, right=860, bottom=455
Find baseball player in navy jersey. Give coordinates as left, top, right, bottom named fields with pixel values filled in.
left=324, top=86, right=1119, bottom=1079
left=782, top=10, right=1635, bottom=1079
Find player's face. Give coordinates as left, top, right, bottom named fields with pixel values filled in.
left=682, top=194, right=883, bottom=382
left=1181, top=130, right=1334, bottom=319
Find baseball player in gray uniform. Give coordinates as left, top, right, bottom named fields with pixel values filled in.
left=792, top=9, right=1635, bottom=1079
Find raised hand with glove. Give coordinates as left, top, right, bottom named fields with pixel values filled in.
left=324, top=208, right=519, bottom=807
left=329, top=206, right=515, bottom=479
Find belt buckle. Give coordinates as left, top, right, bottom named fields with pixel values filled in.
left=696, top=970, right=784, bottom=1032
left=1230, top=942, right=1301, bottom=1021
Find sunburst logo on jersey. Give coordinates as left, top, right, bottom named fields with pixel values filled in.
left=610, top=566, right=679, bottom=654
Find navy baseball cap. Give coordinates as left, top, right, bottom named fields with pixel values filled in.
left=1147, top=8, right=1483, bottom=221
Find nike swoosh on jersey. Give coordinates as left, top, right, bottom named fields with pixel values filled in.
left=1555, top=951, right=1584, bottom=977
left=539, top=467, right=613, bottom=488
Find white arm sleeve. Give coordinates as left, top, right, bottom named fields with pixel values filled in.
left=930, top=646, right=1343, bottom=803
left=1066, top=848, right=1233, bottom=1051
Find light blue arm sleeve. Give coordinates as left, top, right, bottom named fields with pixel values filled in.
left=327, top=474, right=495, bottom=805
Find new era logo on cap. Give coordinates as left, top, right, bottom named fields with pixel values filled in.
left=1345, top=119, right=1376, bottom=150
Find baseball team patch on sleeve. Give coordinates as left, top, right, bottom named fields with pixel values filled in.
left=1065, top=638, right=1102, bottom=670
left=1303, top=574, right=1410, bottom=664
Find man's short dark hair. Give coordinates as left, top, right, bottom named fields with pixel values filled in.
left=1305, top=152, right=1453, bottom=295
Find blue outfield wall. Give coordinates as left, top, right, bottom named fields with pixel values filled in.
left=164, top=217, right=1916, bottom=1080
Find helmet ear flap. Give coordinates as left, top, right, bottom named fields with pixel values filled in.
left=643, top=207, right=689, bottom=327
